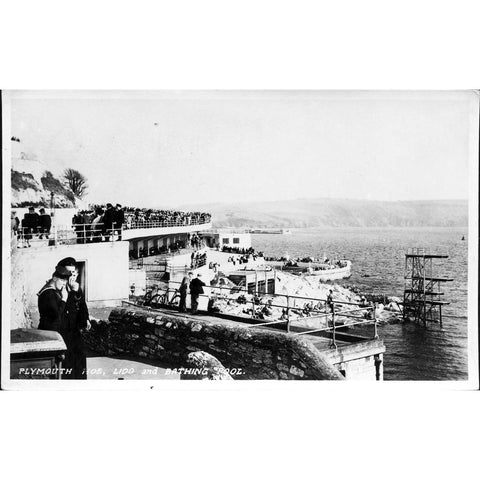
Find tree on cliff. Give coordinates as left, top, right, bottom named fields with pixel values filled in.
left=63, top=168, right=88, bottom=206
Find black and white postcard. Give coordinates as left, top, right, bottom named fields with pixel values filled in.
left=2, top=90, right=478, bottom=389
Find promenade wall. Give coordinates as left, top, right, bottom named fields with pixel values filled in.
left=83, top=308, right=344, bottom=380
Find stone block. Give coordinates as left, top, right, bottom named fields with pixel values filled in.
left=289, top=365, right=305, bottom=378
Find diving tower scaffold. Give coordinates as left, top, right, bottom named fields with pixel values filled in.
left=402, top=248, right=452, bottom=327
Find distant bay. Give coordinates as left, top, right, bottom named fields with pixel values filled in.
left=179, top=198, right=469, bottom=229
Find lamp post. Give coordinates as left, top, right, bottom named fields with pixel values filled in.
left=50, top=192, right=55, bottom=217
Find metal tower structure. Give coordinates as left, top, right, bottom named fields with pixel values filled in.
left=403, top=248, right=452, bottom=327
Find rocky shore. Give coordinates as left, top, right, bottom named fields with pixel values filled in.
left=209, top=270, right=403, bottom=327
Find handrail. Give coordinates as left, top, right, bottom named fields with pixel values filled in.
left=139, top=279, right=378, bottom=346
left=16, top=224, right=122, bottom=247
left=124, top=218, right=211, bottom=230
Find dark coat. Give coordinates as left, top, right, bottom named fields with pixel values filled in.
left=38, top=282, right=89, bottom=379
left=37, top=282, right=66, bottom=332
left=64, top=286, right=89, bottom=334
left=103, top=207, right=115, bottom=231
left=22, top=212, right=40, bottom=230
left=62, top=286, right=89, bottom=379
left=39, top=214, right=52, bottom=231
left=113, top=209, right=125, bottom=228
left=189, top=278, right=205, bottom=295
left=179, top=276, right=190, bottom=294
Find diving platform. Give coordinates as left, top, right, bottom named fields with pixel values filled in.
left=403, top=248, right=452, bottom=326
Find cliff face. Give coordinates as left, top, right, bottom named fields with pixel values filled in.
left=11, top=169, right=74, bottom=208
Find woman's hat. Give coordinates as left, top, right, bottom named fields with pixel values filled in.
left=52, top=265, right=72, bottom=280
left=57, top=257, right=77, bottom=267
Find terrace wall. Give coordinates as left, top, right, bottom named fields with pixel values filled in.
left=83, top=308, right=344, bottom=380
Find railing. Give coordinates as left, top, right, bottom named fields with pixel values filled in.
left=15, top=224, right=122, bottom=248
left=135, top=279, right=379, bottom=348
left=124, top=217, right=211, bottom=230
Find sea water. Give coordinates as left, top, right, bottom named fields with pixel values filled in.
left=251, top=227, right=469, bottom=380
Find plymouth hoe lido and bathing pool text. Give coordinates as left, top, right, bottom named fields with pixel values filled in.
left=16, top=366, right=247, bottom=378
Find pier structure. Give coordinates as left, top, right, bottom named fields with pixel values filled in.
left=402, top=248, right=452, bottom=327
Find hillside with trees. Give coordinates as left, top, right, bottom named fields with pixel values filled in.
left=11, top=168, right=88, bottom=208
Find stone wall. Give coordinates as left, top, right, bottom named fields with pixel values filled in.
left=83, top=308, right=344, bottom=380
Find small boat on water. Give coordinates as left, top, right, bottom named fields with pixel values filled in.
left=265, top=258, right=352, bottom=280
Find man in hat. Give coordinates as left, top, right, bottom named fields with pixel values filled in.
left=189, top=273, right=206, bottom=315
left=38, top=207, right=52, bottom=239
left=102, top=203, right=115, bottom=238
left=113, top=204, right=125, bottom=240
left=55, top=257, right=90, bottom=379
left=22, top=206, right=40, bottom=247
left=178, top=272, right=193, bottom=313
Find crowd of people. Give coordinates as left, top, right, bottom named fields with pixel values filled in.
left=223, top=247, right=263, bottom=266
left=72, top=203, right=124, bottom=243
left=120, top=207, right=211, bottom=229
left=12, top=207, right=52, bottom=247
left=189, top=233, right=205, bottom=249
left=221, top=245, right=258, bottom=255
left=71, top=204, right=211, bottom=243
left=11, top=204, right=211, bottom=247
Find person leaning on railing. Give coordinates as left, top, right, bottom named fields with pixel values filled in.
left=38, top=208, right=52, bottom=239
left=189, top=273, right=206, bottom=315
left=91, top=208, right=104, bottom=242
left=22, top=207, right=40, bottom=247
left=102, top=203, right=115, bottom=238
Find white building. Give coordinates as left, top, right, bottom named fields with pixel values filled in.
left=202, top=229, right=252, bottom=250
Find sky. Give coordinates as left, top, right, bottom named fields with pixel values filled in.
left=8, top=90, right=474, bottom=208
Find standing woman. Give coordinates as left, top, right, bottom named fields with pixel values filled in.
left=179, top=272, right=193, bottom=313
left=91, top=207, right=104, bottom=242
